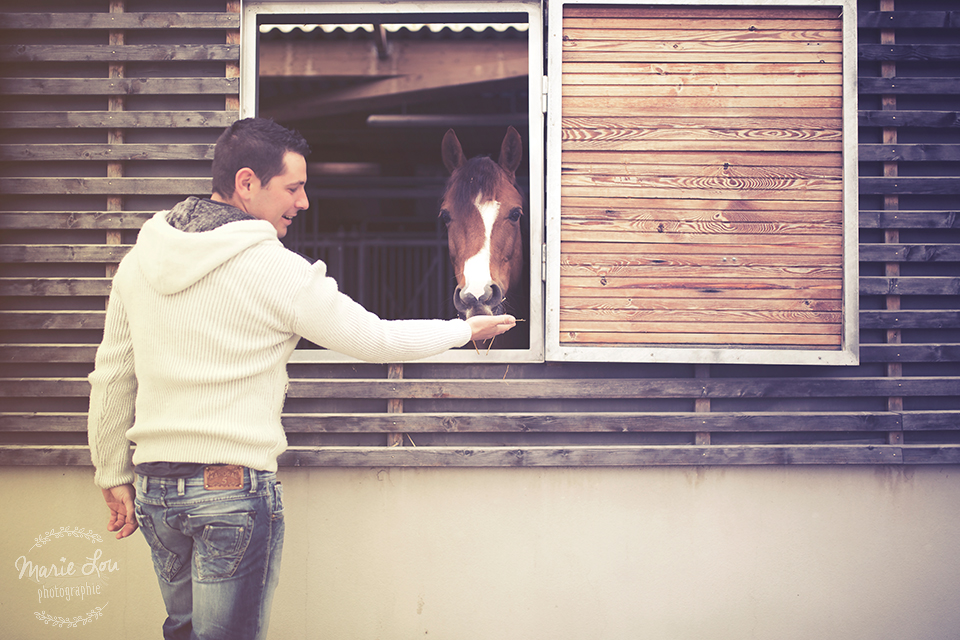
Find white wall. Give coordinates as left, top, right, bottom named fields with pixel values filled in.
left=2, top=465, right=959, bottom=639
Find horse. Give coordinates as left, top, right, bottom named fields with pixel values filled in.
left=439, top=127, right=526, bottom=341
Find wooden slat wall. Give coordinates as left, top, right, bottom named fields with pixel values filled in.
left=0, top=0, right=958, bottom=468
left=558, top=5, right=846, bottom=349
left=0, top=0, right=239, bottom=445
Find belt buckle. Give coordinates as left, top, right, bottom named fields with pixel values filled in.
left=203, top=465, right=244, bottom=490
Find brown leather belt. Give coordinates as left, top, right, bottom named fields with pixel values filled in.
left=203, top=464, right=244, bottom=490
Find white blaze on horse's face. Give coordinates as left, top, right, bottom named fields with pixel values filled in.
left=459, top=193, right=500, bottom=303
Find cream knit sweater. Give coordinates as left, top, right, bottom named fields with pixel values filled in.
left=88, top=204, right=472, bottom=489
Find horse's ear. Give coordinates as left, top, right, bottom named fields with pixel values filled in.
left=441, top=128, right=465, bottom=174
left=498, top=126, right=523, bottom=176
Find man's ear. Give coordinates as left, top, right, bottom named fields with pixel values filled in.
left=234, top=167, right=258, bottom=201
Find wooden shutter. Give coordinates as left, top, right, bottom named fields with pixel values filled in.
left=545, top=0, right=859, bottom=364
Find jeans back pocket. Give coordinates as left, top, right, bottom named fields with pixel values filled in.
left=185, top=511, right=256, bottom=581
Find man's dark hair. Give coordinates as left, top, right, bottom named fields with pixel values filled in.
left=212, top=118, right=311, bottom=198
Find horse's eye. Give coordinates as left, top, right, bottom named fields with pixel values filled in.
left=508, top=207, right=523, bottom=222
left=439, top=209, right=451, bottom=225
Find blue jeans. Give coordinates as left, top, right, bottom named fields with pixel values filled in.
left=134, top=468, right=284, bottom=640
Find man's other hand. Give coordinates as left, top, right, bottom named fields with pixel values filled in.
left=101, top=484, right=138, bottom=539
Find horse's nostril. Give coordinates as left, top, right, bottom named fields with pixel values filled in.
left=483, top=284, right=503, bottom=306
left=454, top=288, right=476, bottom=314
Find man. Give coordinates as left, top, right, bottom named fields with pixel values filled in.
left=87, top=117, right=515, bottom=640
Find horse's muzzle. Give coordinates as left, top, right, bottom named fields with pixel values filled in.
left=454, top=284, right=504, bottom=319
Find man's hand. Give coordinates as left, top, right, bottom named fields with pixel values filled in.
left=101, top=484, right=138, bottom=539
left=465, top=314, right=516, bottom=342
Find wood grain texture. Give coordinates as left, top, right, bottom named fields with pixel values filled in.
left=558, top=5, right=846, bottom=350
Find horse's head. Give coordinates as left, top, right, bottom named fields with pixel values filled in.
left=440, top=126, right=524, bottom=319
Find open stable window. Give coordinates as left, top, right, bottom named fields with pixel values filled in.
left=545, top=0, right=859, bottom=365
left=240, top=1, right=544, bottom=363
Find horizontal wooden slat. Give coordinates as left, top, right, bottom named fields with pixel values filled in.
left=237, top=377, right=960, bottom=401
left=0, top=414, right=89, bottom=431
left=559, top=317, right=840, bottom=335
left=563, top=236, right=843, bottom=256
left=859, top=277, right=960, bottom=296
left=562, top=258, right=841, bottom=274
left=859, top=344, right=960, bottom=363
left=560, top=296, right=840, bottom=313
left=0, top=311, right=104, bottom=330
left=562, top=33, right=841, bottom=51
left=902, top=411, right=960, bottom=431
left=858, top=11, right=960, bottom=29
left=0, top=211, right=153, bottom=230
left=0, top=443, right=927, bottom=467
left=0, top=44, right=238, bottom=62
left=858, top=110, right=960, bottom=128
left=0, top=278, right=111, bottom=296
left=563, top=82, right=843, bottom=99
left=559, top=331, right=840, bottom=347
left=0, top=77, right=238, bottom=95
left=0, top=411, right=903, bottom=434
left=564, top=104, right=841, bottom=119
left=0, top=111, right=237, bottom=129
left=562, top=95, right=842, bottom=112
left=564, top=7, right=840, bottom=20
left=560, top=218, right=841, bottom=238
left=0, top=144, right=214, bottom=162
left=859, top=44, right=960, bottom=61
left=859, top=244, right=960, bottom=262
left=0, top=446, right=92, bottom=466
left=0, top=12, right=239, bottom=29
left=900, top=447, right=960, bottom=465
left=0, top=178, right=210, bottom=195
left=3, top=410, right=958, bottom=434
left=564, top=72, right=843, bottom=87
left=559, top=228, right=842, bottom=245
left=559, top=287, right=838, bottom=303
left=0, top=412, right=949, bottom=434
left=559, top=246, right=837, bottom=265
left=279, top=445, right=904, bottom=467
left=561, top=186, right=841, bottom=203
left=858, top=144, right=960, bottom=162
left=859, top=210, right=960, bottom=229
left=561, top=137, right=842, bottom=153
left=859, top=311, right=960, bottom=330
left=563, top=126, right=842, bottom=145
left=562, top=28, right=843, bottom=44
left=563, top=62, right=843, bottom=79
left=0, top=245, right=131, bottom=262
left=859, top=177, right=960, bottom=195
left=0, top=345, right=98, bottom=363
left=6, top=377, right=959, bottom=400
left=564, top=52, right=841, bottom=65
left=285, top=411, right=901, bottom=433
left=563, top=15, right=842, bottom=30
left=561, top=150, right=843, bottom=169
left=859, top=77, right=960, bottom=95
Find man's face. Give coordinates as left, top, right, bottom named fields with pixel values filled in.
left=248, top=151, right=308, bottom=238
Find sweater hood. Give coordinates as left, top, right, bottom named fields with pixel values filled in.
left=135, top=197, right=281, bottom=295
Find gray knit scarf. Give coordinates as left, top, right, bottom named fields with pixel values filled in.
left=166, top=196, right=255, bottom=232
